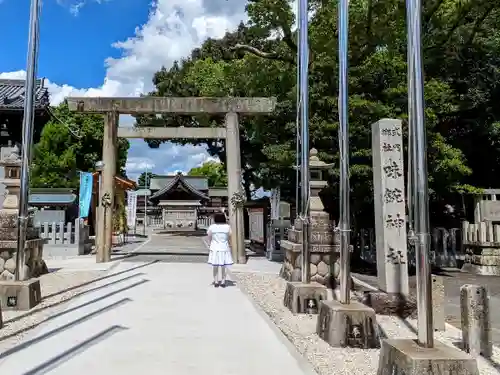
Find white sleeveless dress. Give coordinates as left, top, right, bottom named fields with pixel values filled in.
left=207, top=223, right=234, bottom=266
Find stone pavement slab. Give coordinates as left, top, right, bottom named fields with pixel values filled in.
left=0, top=257, right=316, bottom=375
left=115, top=233, right=209, bottom=255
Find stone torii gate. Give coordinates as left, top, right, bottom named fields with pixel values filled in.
left=66, top=97, right=276, bottom=264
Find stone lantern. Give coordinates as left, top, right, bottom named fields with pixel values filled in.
left=0, top=145, right=46, bottom=311
left=280, top=148, right=341, bottom=288
left=309, top=148, right=333, bottom=212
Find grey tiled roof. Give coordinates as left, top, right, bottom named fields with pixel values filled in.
left=149, top=174, right=209, bottom=201
left=150, top=175, right=209, bottom=191
left=0, top=79, right=50, bottom=110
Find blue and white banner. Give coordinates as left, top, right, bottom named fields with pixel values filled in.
left=79, top=172, right=94, bottom=218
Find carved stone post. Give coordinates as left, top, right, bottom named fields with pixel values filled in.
left=460, top=284, right=492, bottom=358
left=372, top=119, right=409, bottom=296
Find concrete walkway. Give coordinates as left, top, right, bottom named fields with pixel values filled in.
left=0, top=256, right=315, bottom=375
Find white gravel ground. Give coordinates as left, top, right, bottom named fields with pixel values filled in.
left=0, top=269, right=105, bottom=352
left=233, top=271, right=500, bottom=375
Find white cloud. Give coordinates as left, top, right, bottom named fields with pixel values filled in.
left=125, top=142, right=220, bottom=182
left=56, top=0, right=112, bottom=16
left=1, top=0, right=247, bottom=180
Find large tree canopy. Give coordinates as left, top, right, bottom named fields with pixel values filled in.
left=31, top=104, right=129, bottom=189
left=136, top=0, right=500, bottom=228
left=188, top=161, right=228, bottom=187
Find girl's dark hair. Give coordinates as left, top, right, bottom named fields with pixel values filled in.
left=213, top=212, right=227, bottom=224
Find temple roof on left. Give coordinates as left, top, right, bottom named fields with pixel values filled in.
left=0, top=79, right=50, bottom=111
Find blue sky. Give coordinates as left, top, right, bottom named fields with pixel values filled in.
left=0, top=0, right=248, bottom=181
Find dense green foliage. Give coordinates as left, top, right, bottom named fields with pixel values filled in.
left=31, top=104, right=129, bottom=189
left=137, top=171, right=158, bottom=188
left=188, top=161, right=228, bottom=187
left=135, top=0, right=500, bottom=228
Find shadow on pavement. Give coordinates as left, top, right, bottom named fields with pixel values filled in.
left=5, top=273, right=146, bottom=324
left=0, top=279, right=148, bottom=344
left=42, top=259, right=157, bottom=300
left=21, top=325, right=128, bottom=375
left=0, top=298, right=132, bottom=360
left=211, top=280, right=237, bottom=288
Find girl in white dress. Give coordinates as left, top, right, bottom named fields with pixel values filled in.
left=207, top=213, right=233, bottom=287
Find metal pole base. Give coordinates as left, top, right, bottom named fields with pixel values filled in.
left=317, top=299, right=380, bottom=348
left=377, top=339, right=478, bottom=375
left=0, top=278, right=41, bottom=311
left=283, top=281, right=327, bottom=314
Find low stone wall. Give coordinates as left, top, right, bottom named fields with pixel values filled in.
left=462, top=221, right=500, bottom=275
left=0, top=238, right=48, bottom=280
left=462, top=247, right=500, bottom=276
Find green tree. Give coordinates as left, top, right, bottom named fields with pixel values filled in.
left=137, top=171, right=158, bottom=188
left=137, top=0, right=500, bottom=228
left=31, top=103, right=129, bottom=189
left=188, top=161, right=227, bottom=187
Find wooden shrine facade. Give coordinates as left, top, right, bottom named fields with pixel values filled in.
left=147, top=173, right=228, bottom=231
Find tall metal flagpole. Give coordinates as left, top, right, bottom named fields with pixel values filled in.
left=144, top=165, right=148, bottom=236
left=406, top=0, right=414, bottom=239
left=299, top=0, right=311, bottom=283
left=338, top=0, right=351, bottom=304
left=16, top=0, right=42, bottom=281
left=295, top=0, right=301, bottom=220
left=407, top=0, right=434, bottom=347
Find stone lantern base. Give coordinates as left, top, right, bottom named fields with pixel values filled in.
left=280, top=211, right=343, bottom=288
left=0, top=211, right=45, bottom=310
left=0, top=145, right=47, bottom=310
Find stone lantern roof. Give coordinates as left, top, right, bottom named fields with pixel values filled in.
left=0, top=145, right=21, bottom=211
left=309, top=148, right=334, bottom=170
left=308, top=149, right=333, bottom=212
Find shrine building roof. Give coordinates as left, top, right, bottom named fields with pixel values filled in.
left=0, top=79, right=50, bottom=111
left=149, top=173, right=209, bottom=201
left=150, top=175, right=208, bottom=191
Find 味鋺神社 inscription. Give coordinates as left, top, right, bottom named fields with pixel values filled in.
left=386, top=247, right=406, bottom=265
left=385, top=214, right=405, bottom=229
left=383, top=160, right=403, bottom=179
left=372, top=119, right=409, bottom=295
left=384, top=188, right=404, bottom=204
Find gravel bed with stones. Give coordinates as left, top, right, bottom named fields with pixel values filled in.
left=0, top=269, right=105, bottom=353
left=233, top=271, right=500, bottom=375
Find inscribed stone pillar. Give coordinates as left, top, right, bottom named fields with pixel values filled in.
left=225, top=112, right=246, bottom=263
left=98, top=111, right=118, bottom=263
left=372, top=119, right=409, bottom=295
